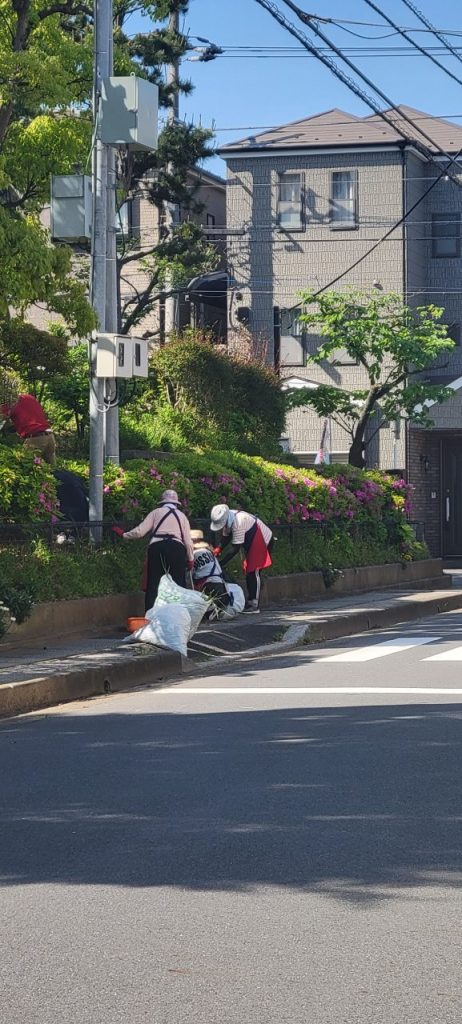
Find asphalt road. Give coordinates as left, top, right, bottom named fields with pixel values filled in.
left=3, top=609, right=462, bottom=1023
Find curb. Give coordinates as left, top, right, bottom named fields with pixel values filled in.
left=2, top=589, right=462, bottom=718
left=304, top=591, right=462, bottom=643
left=0, top=646, right=182, bottom=719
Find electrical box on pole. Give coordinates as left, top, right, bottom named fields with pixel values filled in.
left=132, top=338, right=149, bottom=377
left=51, top=175, right=92, bottom=241
left=94, top=333, right=149, bottom=378
left=100, top=76, right=159, bottom=151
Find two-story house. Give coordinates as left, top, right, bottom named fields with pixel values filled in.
left=219, top=106, right=462, bottom=557
left=119, top=166, right=226, bottom=341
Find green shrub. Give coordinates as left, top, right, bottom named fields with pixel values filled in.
left=0, top=446, right=59, bottom=521
left=133, top=335, right=286, bottom=456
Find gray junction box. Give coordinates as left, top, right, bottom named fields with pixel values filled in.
left=51, top=175, right=92, bottom=241
left=100, top=76, right=158, bottom=152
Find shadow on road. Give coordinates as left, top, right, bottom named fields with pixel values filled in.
left=1, top=703, right=462, bottom=903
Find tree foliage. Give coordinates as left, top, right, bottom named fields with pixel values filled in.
left=141, top=334, right=286, bottom=456
left=286, top=290, right=455, bottom=467
left=0, top=0, right=216, bottom=366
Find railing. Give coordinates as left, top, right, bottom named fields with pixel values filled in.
left=0, top=517, right=425, bottom=550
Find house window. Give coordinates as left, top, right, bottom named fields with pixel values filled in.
left=432, top=213, right=461, bottom=257
left=279, top=308, right=305, bottom=365
left=117, top=199, right=132, bottom=240
left=447, top=322, right=461, bottom=346
left=330, top=170, right=357, bottom=228
left=205, top=212, right=216, bottom=240
left=277, top=172, right=303, bottom=231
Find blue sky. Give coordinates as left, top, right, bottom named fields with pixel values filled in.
left=156, top=0, right=462, bottom=176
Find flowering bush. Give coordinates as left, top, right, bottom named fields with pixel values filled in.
left=0, top=443, right=420, bottom=562
left=0, top=446, right=59, bottom=522
left=63, top=452, right=416, bottom=557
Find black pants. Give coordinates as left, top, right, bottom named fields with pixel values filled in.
left=245, top=537, right=274, bottom=606
left=145, top=539, right=186, bottom=612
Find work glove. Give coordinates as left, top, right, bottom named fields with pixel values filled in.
left=112, top=525, right=124, bottom=538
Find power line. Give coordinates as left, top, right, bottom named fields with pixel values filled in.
left=272, top=0, right=462, bottom=183
left=214, top=45, right=462, bottom=57
left=209, top=114, right=462, bottom=132
left=398, top=0, right=462, bottom=67
left=363, top=0, right=462, bottom=89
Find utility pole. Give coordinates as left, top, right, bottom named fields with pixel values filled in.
left=164, top=9, right=180, bottom=340
left=104, top=25, right=120, bottom=465
left=89, top=0, right=113, bottom=537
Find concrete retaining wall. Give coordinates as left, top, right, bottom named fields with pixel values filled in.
left=5, top=558, right=445, bottom=644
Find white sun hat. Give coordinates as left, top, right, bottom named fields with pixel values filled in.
left=210, top=503, right=230, bottom=532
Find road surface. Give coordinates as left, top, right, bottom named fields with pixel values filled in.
left=2, top=609, right=462, bottom=1023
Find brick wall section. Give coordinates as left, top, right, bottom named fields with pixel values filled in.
left=408, top=428, right=441, bottom=555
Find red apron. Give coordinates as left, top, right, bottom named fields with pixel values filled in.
left=243, top=521, right=272, bottom=574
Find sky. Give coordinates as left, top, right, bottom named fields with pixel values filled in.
left=149, top=0, right=462, bottom=177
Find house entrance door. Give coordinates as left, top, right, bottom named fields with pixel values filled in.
left=442, top=440, right=462, bottom=555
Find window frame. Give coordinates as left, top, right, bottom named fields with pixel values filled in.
left=116, top=198, right=133, bottom=241
left=447, top=321, right=461, bottom=346
left=277, top=171, right=304, bottom=232
left=329, top=169, right=358, bottom=230
left=278, top=307, right=306, bottom=366
left=432, top=212, right=461, bottom=258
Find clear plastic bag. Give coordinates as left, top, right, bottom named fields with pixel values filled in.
left=132, top=604, right=192, bottom=657
left=149, top=574, right=209, bottom=639
left=221, top=582, right=246, bottom=619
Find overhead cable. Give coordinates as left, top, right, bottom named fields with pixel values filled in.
left=398, top=0, right=462, bottom=68
left=272, top=0, right=462, bottom=182
left=363, top=0, right=462, bottom=88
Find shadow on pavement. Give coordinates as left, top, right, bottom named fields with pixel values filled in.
left=1, top=703, right=462, bottom=903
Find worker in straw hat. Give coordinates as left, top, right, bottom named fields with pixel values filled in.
left=113, top=489, right=194, bottom=612
left=190, top=529, right=231, bottom=617
left=210, top=504, right=273, bottom=614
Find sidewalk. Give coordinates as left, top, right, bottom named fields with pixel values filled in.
left=1, top=572, right=461, bottom=718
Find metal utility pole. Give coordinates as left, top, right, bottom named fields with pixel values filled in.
left=89, top=0, right=113, bottom=536
left=104, top=26, right=120, bottom=465
left=164, top=9, right=180, bottom=340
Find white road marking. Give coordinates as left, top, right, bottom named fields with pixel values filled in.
left=160, top=687, right=462, bottom=695
left=317, top=636, right=441, bottom=663
left=424, top=645, right=462, bottom=662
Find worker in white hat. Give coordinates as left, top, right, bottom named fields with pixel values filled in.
left=210, top=504, right=273, bottom=614
left=113, top=489, right=194, bottom=611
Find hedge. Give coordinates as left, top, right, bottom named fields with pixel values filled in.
left=1, top=446, right=419, bottom=550
left=0, top=447, right=426, bottom=612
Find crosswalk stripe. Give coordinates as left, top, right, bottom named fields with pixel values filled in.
left=317, top=636, right=441, bottom=663
left=424, top=645, right=462, bottom=662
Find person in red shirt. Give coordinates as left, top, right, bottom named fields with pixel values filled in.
left=0, top=393, right=56, bottom=465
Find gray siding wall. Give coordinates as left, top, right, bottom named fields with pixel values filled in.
left=226, top=149, right=406, bottom=466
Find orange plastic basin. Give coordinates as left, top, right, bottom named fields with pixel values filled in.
left=127, top=616, right=149, bottom=633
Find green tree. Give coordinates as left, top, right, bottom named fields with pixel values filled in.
left=143, top=333, right=286, bottom=456
left=0, top=0, right=216, bottom=355
left=286, top=290, right=455, bottom=468
left=116, top=9, right=219, bottom=334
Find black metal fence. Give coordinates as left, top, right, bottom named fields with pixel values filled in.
left=0, top=517, right=425, bottom=550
